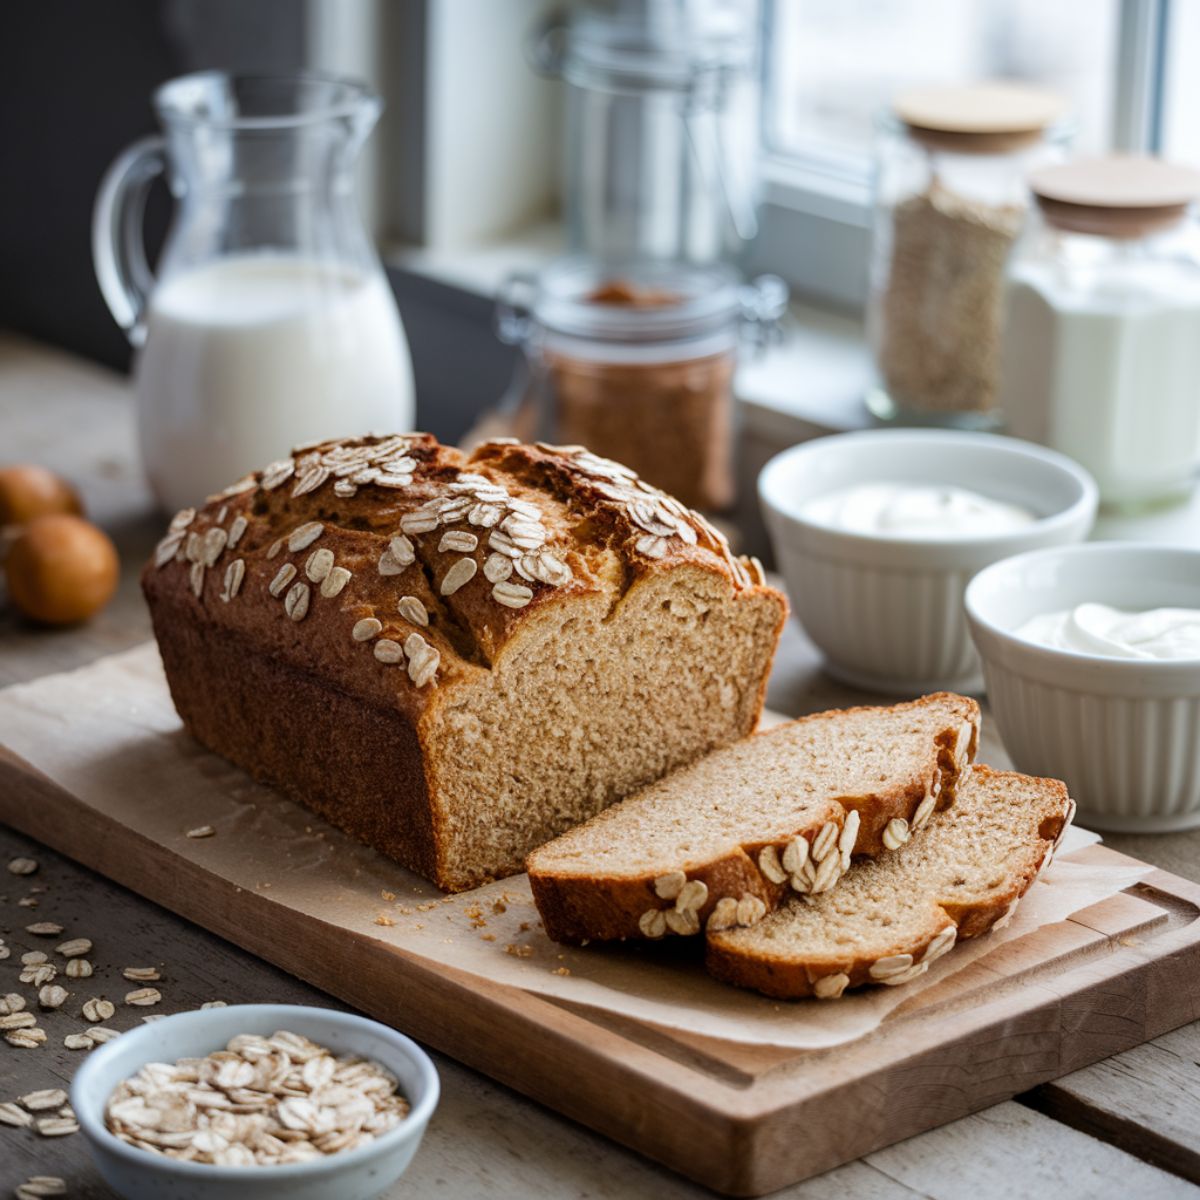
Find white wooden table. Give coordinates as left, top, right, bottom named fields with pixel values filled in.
left=1, top=333, right=1197, bottom=1198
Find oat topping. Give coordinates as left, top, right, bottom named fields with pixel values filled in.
left=283, top=581, right=311, bottom=622
left=219, top=558, right=245, bottom=603
left=373, top=639, right=404, bottom=665
left=882, top=817, right=911, bottom=852
left=440, top=557, right=477, bottom=596
left=55, top=938, right=92, bottom=958
left=287, top=522, right=324, bottom=553
left=153, top=435, right=761, bottom=704
left=268, top=563, right=296, bottom=598
left=104, top=1030, right=410, bottom=1166
left=397, top=596, right=428, bottom=627
left=321, top=566, right=352, bottom=598
left=305, top=547, right=335, bottom=583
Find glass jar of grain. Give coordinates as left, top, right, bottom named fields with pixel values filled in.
left=497, top=258, right=786, bottom=511
left=867, top=83, right=1071, bottom=428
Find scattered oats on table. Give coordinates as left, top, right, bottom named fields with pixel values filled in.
left=20, top=1088, right=69, bottom=1111
left=124, top=987, right=162, bottom=1007
left=186, top=825, right=216, bottom=839
left=7, top=1027, right=47, bottom=1047
left=0, top=1101, right=34, bottom=1127
left=55, top=937, right=92, bottom=958
left=122, top=966, right=161, bottom=982
left=64, top=1032, right=95, bottom=1050
left=25, top=922, right=64, bottom=937
left=15, top=1177, right=66, bottom=1199
left=35, top=1115, right=79, bottom=1137
left=64, top=959, right=93, bottom=979
left=7, top=857, right=38, bottom=875
left=37, top=984, right=68, bottom=1010
left=82, top=997, right=115, bottom=1023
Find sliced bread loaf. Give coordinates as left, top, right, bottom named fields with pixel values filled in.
left=527, top=694, right=980, bottom=944
left=705, top=765, right=1074, bottom=999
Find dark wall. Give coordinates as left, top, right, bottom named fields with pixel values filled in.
left=0, top=0, right=305, bottom=372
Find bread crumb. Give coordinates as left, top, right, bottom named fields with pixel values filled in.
left=374, top=914, right=396, bottom=927
left=397, top=906, right=413, bottom=915
left=519, top=922, right=531, bottom=933
left=505, top=944, right=534, bottom=958
left=552, top=967, right=571, bottom=977
left=464, top=904, right=483, bottom=920
left=492, top=899, right=507, bottom=914
left=481, top=933, right=496, bottom=942
left=380, top=890, right=396, bottom=901
left=1119, top=936, right=1139, bottom=947
left=416, top=902, right=437, bottom=912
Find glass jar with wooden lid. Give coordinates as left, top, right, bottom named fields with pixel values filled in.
left=867, top=82, right=1072, bottom=427
left=1000, top=156, right=1200, bottom=510
left=496, top=258, right=786, bottom=511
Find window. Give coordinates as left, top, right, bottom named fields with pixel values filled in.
left=765, top=0, right=1121, bottom=170
left=754, top=0, right=1185, bottom=305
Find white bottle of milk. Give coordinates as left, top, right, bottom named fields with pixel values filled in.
left=134, top=254, right=414, bottom=511
left=93, top=72, right=416, bottom=511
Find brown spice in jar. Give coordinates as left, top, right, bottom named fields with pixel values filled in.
left=545, top=281, right=736, bottom=511
left=876, top=182, right=1023, bottom=416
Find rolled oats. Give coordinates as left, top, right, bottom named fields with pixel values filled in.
left=283, top=581, right=311, bottom=622
left=8, top=857, right=39, bottom=876
left=813, top=973, right=851, bottom=1000
left=105, top=1029, right=409, bottom=1165
left=653, top=870, right=686, bottom=901
left=125, top=988, right=162, bottom=1007
left=37, top=984, right=68, bottom=1010
left=321, top=566, right=352, bottom=598
left=439, top=557, right=477, bottom=596
left=122, top=967, right=161, bottom=982
left=882, top=817, right=911, bottom=852
left=64, top=959, right=93, bottom=979
left=26, top=921, right=63, bottom=937
left=64, top=1032, right=95, bottom=1050
left=757, top=845, right=787, bottom=885
left=83, top=997, right=116, bottom=1023
left=397, top=596, right=429, bottom=627
left=20, top=1089, right=68, bottom=1111
left=373, top=639, right=404, bottom=665
left=352, top=617, right=382, bottom=641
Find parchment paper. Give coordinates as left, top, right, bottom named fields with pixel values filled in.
left=0, top=644, right=1145, bottom=1050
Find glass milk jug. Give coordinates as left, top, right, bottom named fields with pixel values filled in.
left=93, top=72, right=414, bottom=511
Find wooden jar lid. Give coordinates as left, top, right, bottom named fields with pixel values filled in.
left=1030, top=156, right=1200, bottom=237
left=894, top=82, right=1066, bottom=153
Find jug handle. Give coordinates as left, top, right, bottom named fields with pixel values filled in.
left=92, top=136, right=167, bottom=347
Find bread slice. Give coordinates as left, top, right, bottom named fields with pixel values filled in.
left=527, top=694, right=981, bottom=944
left=705, top=765, right=1074, bottom=999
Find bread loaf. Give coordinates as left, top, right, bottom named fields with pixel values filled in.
left=141, top=436, right=786, bottom=891
left=527, top=694, right=980, bottom=943
left=705, top=765, right=1074, bottom=999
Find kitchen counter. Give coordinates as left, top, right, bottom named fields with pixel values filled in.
left=1, top=333, right=1197, bottom=1199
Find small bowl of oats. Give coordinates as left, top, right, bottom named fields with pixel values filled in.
left=70, top=1004, right=439, bottom=1200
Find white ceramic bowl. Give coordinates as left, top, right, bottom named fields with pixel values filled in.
left=966, top=543, right=1200, bottom=832
left=759, top=430, right=1098, bottom=693
left=71, top=1004, right=439, bottom=1200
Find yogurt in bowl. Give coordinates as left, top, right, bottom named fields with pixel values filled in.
left=801, top=483, right=1037, bottom=539
left=758, top=430, right=1097, bottom=693
left=966, top=543, right=1200, bottom=831
left=1016, top=603, right=1200, bottom=660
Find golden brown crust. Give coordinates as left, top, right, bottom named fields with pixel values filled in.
left=142, top=435, right=786, bottom=891
left=704, top=766, right=1075, bottom=1000
left=527, top=694, right=981, bottom=944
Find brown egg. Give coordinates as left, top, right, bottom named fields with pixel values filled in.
left=5, top=514, right=119, bottom=625
left=0, top=464, right=82, bottom=526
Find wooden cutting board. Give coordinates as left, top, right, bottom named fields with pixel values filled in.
left=3, top=697, right=1200, bottom=1195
